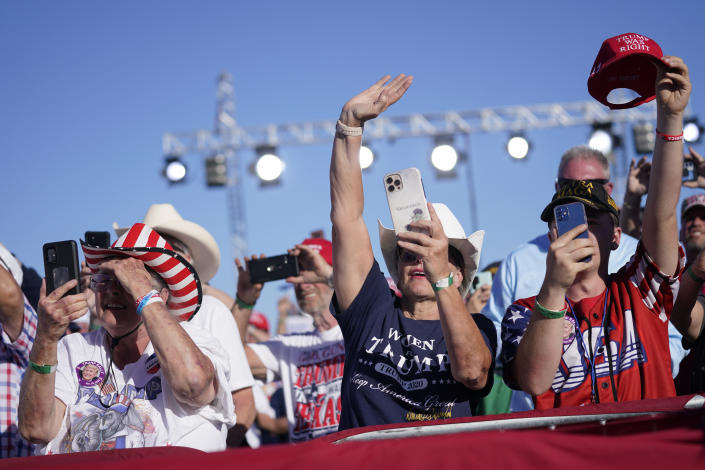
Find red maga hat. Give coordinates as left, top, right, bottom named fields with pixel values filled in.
left=248, top=311, right=270, bottom=332
left=301, top=238, right=333, bottom=266
left=588, top=33, right=668, bottom=110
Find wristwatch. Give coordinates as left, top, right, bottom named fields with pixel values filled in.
left=432, top=272, right=454, bottom=292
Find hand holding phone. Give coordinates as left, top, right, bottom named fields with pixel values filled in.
left=554, top=202, right=591, bottom=262
left=43, top=240, right=81, bottom=296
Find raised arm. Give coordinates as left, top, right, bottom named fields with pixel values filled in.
left=671, top=248, right=705, bottom=342
left=619, top=156, right=650, bottom=239
left=330, top=75, right=413, bottom=310
left=397, top=204, right=492, bottom=389
left=231, top=255, right=267, bottom=380
left=19, top=280, right=87, bottom=444
left=103, top=257, right=218, bottom=408
left=642, top=56, right=691, bottom=274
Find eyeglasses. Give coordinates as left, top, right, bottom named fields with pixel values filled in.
left=90, top=273, right=119, bottom=292
left=556, top=177, right=609, bottom=188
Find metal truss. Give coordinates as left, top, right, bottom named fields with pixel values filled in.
left=163, top=99, right=658, bottom=156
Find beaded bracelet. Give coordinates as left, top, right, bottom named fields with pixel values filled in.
left=534, top=298, right=567, bottom=319
left=336, top=120, right=363, bottom=137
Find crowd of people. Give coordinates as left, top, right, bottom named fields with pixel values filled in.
left=1, top=40, right=703, bottom=459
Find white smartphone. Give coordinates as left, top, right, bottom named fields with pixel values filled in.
left=383, top=167, right=431, bottom=234
left=469, top=271, right=493, bottom=295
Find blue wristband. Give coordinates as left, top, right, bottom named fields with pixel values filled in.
left=136, top=290, right=162, bottom=315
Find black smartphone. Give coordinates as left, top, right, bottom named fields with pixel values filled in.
left=683, top=159, right=696, bottom=182
left=84, top=231, right=111, bottom=248
left=247, top=254, right=299, bottom=284
left=554, top=202, right=591, bottom=262
left=43, top=240, right=81, bottom=296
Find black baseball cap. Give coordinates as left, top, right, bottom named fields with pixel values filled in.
left=541, top=180, right=619, bottom=223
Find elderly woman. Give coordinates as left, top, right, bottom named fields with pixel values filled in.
left=329, top=75, right=496, bottom=429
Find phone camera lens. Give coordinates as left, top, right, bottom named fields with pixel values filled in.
left=388, top=185, right=395, bottom=192
left=47, top=249, right=57, bottom=263
left=394, top=179, right=401, bottom=186
left=386, top=177, right=393, bottom=184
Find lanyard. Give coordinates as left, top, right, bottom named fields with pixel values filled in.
left=566, top=288, right=609, bottom=404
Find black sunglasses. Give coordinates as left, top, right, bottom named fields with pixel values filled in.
left=556, top=177, right=609, bottom=188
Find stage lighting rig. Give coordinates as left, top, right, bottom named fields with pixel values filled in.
left=163, top=155, right=187, bottom=184
left=506, top=134, right=530, bottom=160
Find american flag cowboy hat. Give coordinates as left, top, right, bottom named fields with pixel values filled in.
left=81, top=223, right=202, bottom=320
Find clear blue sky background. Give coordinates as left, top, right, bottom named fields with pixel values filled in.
left=2, top=1, right=703, bottom=329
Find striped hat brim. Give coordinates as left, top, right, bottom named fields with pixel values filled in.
left=81, top=223, right=202, bottom=321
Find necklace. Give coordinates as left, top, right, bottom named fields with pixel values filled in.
left=566, top=289, right=609, bottom=404
left=98, top=321, right=143, bottom=408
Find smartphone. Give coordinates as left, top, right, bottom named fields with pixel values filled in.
left=85, top=231, right=111, bottom=248
left=43, top=240, right=81, bottom=296
left=469, top=271, right=493, bottom=295
left=683, top=159, right=696, bottom=182
left=554, top=202, right=591, bottom=262
left=248, top=254, right=299, bottom=284
left=384, top=167, right=431, bottom=234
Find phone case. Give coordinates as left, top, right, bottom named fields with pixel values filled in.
left=85, top=231, right=111, bottom=248
left=43, top=240, right=81, bottom=296
left=247, top=254, right=299, bottom=284
left=383, top=167, right=430, bottom=234
left=470, top=271, right=493, bottom=294
left=554, top=202, right=591, bottom=262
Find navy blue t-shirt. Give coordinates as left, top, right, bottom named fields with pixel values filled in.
left=333, top=260, right=496, bottom=430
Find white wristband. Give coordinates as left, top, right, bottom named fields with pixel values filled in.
left=336, top=120, right=363, bottom=137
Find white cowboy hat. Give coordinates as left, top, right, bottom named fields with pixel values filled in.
left=378, top=203, right=484, bottom=297
left=113, top=204, right=221, bottom=283
left=82, top=223, right=202, bottom=320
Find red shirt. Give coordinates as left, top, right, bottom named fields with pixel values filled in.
left=502, top=242, right=684, bottom=409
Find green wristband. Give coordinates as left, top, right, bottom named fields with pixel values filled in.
left=30, top=361, right=57, bottom=374
left=687, top=266, right=705, bottom=284
left=432, top=272, right=454, bottom=292
left=235, top=294, right=255, bottom=310
left=534, top=299, right=567, bottom=319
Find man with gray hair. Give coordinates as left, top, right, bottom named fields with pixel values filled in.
left=482, top=144, right=685, bottom=412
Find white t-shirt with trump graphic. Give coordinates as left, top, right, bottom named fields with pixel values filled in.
left=38, top=322, right=235, bottom=454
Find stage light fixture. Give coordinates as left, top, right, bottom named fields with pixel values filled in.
left=588, top=123, right=617, bottom=155
left=430, top=136, right=459, bottom=173
left=205, top=153, right=228, bottom=187
left=632, top=122, right=655, bottom=155
left=684, top=118, right=703, bottom=143
left=163, top=155, right=187, bottom=184
left=506, top=134, right=530, bottom=160
left=359, top=144, right=374, bottom=170
left=254, top=145, right=284, bottom=183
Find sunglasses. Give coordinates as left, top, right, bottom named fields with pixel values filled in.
left=89, top=273, right=120, bottom=292
left=397, top=247, right=464, bottom=268
left=556, top=177, right=609, bottom=188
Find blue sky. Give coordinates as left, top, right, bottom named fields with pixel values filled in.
left=2, top=1, right=703, bottom=328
